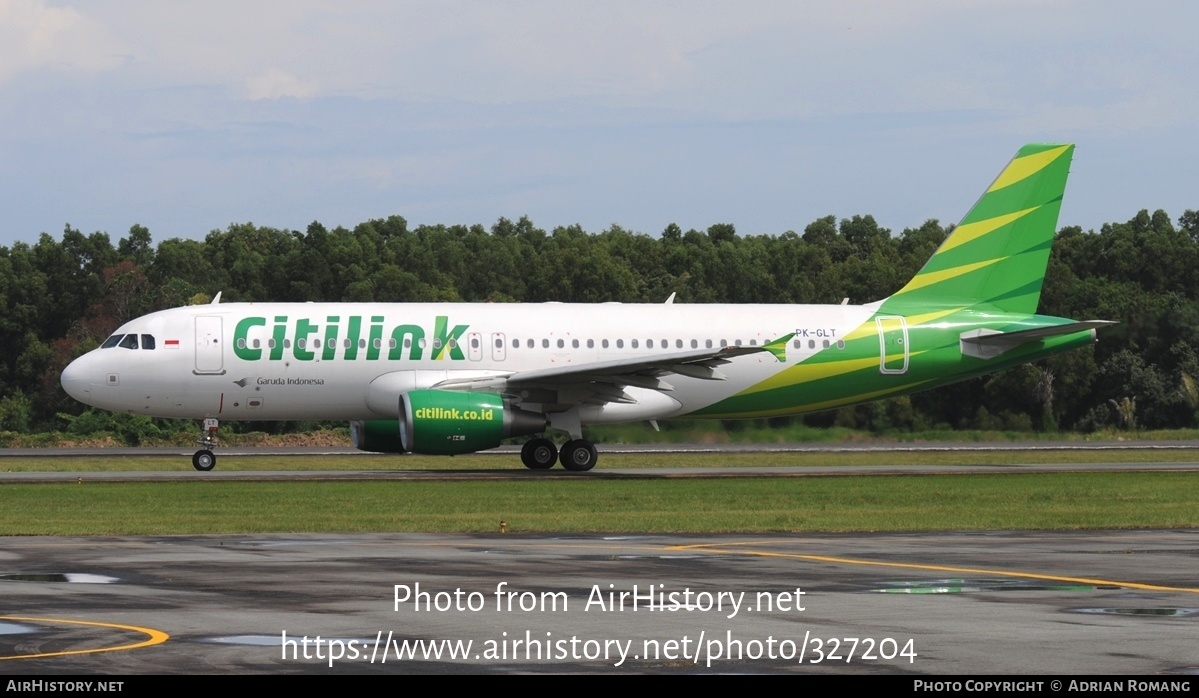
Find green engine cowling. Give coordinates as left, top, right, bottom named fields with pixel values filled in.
left=351, top=390, right=547, bottom=455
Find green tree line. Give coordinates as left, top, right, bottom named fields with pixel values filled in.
left=2, top=209, right=1198, bottom=436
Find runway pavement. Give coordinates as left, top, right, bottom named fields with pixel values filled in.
left=4, top=439, right=1199, bottom=482
left=3, top=531, right=1199, bottom=674
left=4, top=442, right=1199, bottom=675
left=5, top=439, right=1199, bottom=458
left=5, top=460, right=1199, bottom=483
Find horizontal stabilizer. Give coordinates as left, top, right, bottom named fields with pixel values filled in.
left=960, top=321, right=1115, bottom=360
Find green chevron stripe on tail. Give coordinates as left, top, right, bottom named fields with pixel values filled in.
left=881, top=143, right=1073, bottom=314
left=689, top=143, right=1092, bottom=420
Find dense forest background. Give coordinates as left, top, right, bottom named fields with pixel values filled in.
left=3, top=208, right=1198, bottom=439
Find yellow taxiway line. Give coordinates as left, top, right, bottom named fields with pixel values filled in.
left=0, top=616, right=169, bottom=661
left=667, top=541, right=1199, bottom=594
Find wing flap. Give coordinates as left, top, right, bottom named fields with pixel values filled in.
left=430, top=339, right=791, bottom=406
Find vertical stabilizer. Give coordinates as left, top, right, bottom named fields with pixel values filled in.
left=882, top=143, right=1074, bottom=314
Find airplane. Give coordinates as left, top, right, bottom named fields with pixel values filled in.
left=60, top=143, right=1112, bottom=472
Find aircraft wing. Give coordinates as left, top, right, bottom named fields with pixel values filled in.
left=432, top=334, right=793, bottom=406
left=959, top=320, right=1115, bottom=360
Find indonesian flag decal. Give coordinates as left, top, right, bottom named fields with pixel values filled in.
left=165, top=339, right=180, bottom=349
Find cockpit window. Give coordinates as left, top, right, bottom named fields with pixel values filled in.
left=101, top=334, right=123, bottom=349
left=118, top=334, right=139, bottom=350
left=141, top=334, right=155, bottom=350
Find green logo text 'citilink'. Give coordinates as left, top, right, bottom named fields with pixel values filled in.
left=232, top=315, right=469, bottom=362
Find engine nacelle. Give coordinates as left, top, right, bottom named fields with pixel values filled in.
left=351, top=390, right=547, bottom=455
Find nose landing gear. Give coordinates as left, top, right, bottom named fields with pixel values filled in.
left=193, top=418, right=219, bottom=471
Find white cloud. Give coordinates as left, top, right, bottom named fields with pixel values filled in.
left=2, top=1, right=1198, bottom=244
left=0, top=0, right=126, bottom=82
left=244, top=68, right=317, bottom=100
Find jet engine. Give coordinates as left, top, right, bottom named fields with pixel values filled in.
left=351, top=389, right=547, bottom=455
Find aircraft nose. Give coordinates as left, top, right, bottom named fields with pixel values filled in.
left=60, top=356, right=93, bottom=405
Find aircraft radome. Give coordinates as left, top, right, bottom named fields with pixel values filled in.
left=60, top=144, right=1111, bottom=472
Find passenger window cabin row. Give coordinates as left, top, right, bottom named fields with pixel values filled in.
left=120, top=333, right=846, bottom=354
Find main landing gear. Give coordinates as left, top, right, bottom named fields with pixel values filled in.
left=193, top=418, right=219, bottom=471
left=559, top=439, right=598, bottom=472
left=520, top=438, right=557, bottom=469
left=520, top=436, right=598, bottom=472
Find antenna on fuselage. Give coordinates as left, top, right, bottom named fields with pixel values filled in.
left=211, top=292, right=222, bottom=304
left=664, top=292, right=676, bottom=305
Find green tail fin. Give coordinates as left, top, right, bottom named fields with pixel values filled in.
left=882, top=143, right=1074, bottom=314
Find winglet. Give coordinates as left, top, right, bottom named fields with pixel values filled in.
left=764, top=333, right=794, bottom=362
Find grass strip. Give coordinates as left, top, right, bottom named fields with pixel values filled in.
left=3, top=471, right=1198, bottom=535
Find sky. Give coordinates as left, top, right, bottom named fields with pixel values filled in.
left=1, top=0, right=1196, bottom=247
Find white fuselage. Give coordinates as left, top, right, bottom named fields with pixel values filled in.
left=60, top=301, right=877, bottom=424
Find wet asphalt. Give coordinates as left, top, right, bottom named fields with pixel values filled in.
left=3, top=530, right=1199, bottom=674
